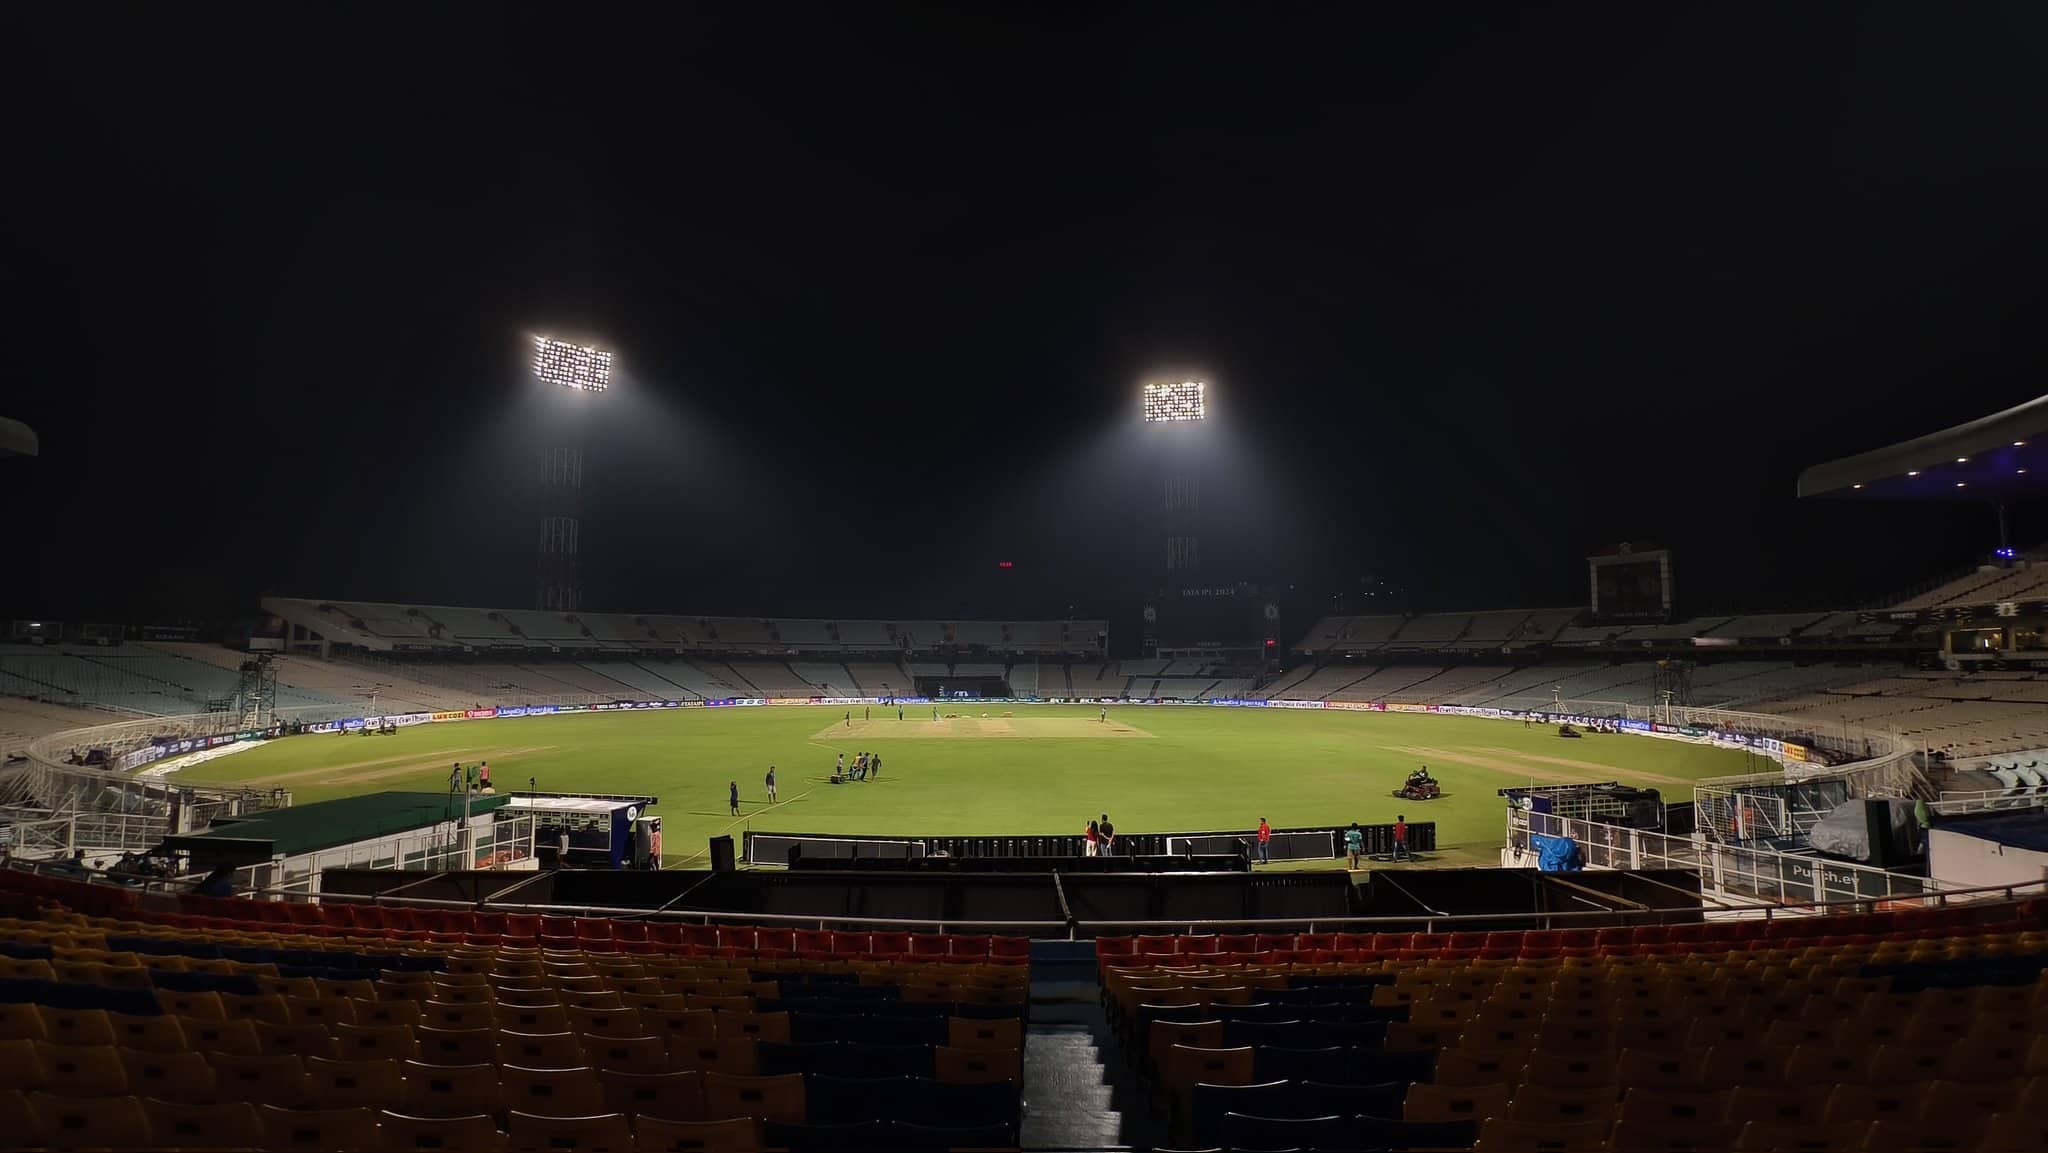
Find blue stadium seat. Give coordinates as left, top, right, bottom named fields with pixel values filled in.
left=1356, top=1113, right=1478, bottom=1150
left=762, top=1120, right=888, bottom=1150
left=804, top=1074, right=917, bottom=1123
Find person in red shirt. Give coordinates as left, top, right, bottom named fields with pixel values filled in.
left=1255, top=818, right=1272, bottom=865
left=1393, top=814, right=1410, bottom=861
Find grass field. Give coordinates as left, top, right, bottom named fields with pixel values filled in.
left=174, top=705, right=1767, bottom=867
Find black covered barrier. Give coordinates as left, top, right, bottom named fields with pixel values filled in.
left=746, top=821, right=1435, bottom=867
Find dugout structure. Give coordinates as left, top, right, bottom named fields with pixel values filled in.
left=746, top=821, right=1433, bottom=867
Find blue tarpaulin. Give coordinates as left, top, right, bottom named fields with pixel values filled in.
left=1533, top=834, right=1584, bottom=872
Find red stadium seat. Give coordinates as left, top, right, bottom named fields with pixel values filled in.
left=503, top=914, right=542, bottom=942
left=1096, top=938, right=1138, bottom=960
left=950, top=935, right=992, bottom=960
left=1136, top=935, right=1179, bottom=956
left=755, top=928, right=795, bottom=954
left=829, top=932, right=870, bottom=956
left=1296, top=933, right=1336, bottom=952
left=909, top=935, right=952, bottom=959
left=1180, top=936, right=1221, bottom=955
left=990, top=936, right=1030, bottom=963
left=793, top=930, right=831, bottom=957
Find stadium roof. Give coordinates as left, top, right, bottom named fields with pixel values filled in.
left=163, top=790, right=508, bottom=860
left=0, top=416, right=37, bottom=457
left=1797, top=394, right=2047, bottom=500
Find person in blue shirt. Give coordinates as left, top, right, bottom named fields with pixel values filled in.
left=728, top=781, right=740, bottom=816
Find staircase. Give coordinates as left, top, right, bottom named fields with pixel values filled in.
left=1022, top=941, right=1156, bottom=1149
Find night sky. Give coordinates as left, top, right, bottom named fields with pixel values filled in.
left=5, top=4, right=2046, bottom=635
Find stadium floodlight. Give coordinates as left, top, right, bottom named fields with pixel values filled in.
left=1143, top=380, right=1206, bottom=422
left=533, top=336, right=612, bottom=392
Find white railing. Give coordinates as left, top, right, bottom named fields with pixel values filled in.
left=1935, top=788, right=2048, bottom=816
left=1505, top=805, right=1959, bottom=906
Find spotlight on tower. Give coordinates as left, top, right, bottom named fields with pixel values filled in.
left=532, top=335, right=612, bottom=392
left=1143, top=380, right=1206, bottom=422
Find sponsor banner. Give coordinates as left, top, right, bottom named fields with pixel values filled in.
left=1618, top=719, right=1653, bottom=733
left=1264, top=699, right=1327, bottom=710
left=1385, top=703, right=1436, bottom=714
left=1782, top=741, right=1810, bottom=763
left=432, top=711, right=468, bottom=722
left=768, top=698, right=815, bottom=706
left=1205, top=698, right=1269, bottom=707
left=1324, top=701, right=1382, bottom=712
left=464, top=708, right=498, bottom=720
left=703, top=698, right=766, bottom=707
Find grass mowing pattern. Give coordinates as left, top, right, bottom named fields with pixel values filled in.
left=175, top=705, right=1765, bottom=866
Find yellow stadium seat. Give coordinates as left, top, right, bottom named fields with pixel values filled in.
left=949, top=1016, right=1023, bottom=1051
left=583, top=1034, right=669, bottom=1075
left=703, top=1072, right=805, bottom=1127
left=635, top=1114, right=760, bottom=1153
left=499, top=1030, right=587, bottom=1069
left=184, top=1017, right=264, bottom=1056
left=143, top=1098, right=264, bottom=1149
left=1508, top=1083, right=1618, bottom=1126
left=669, top=1037, right=757, bottom=1076
left=1522, top=1055, right=1619, bottom=1089
left=377, top=1109, right=507, bottom=1152
left=935, top=1044, right=1021, bottom=1085
left=1920, top=1078, right=2025, bottom=1119
left=1437, top=1049, right=1528, bottom=1086
left=1734, top=1119, right=1868, bottom=1151
left=1607, top=1119, right=1741, bottom=1151
left=220, top=993, right=292, bottom=1026
left=106, top=1012, right=186, bottom=1053
left=597, top=1068, right=704, bottom=1119
left=205, top=1050, right=307, bottom=1107
left=401, top=1059, right=503, bottom=1118
left=1617, top=1087, right=1728, bottom=1125
left=1781, top=1044, right=1871, bottom=1087
left=119, top=1047, right=218, bottom=1104
left=1821, top=1080, right=1926, bottom=1124
left=1980, top=1112, right=2048, bottom=1152
left=1868, top=1045, right=1949, bottom=1086
left=505, top=1110, right=634, bottom=1153
left=1474, top=1117, right=1609, bottom=1151
left=502, top=1063, right=608, bottom=1118
left=34, top=1041, right=127, bottom=1097
left=303, top=1056, right=404, bottom=1109
left=1405, top=1081, right=1513, bottom=1124
left=0, top=1004, right=44, bottom=1042
left=1699, top=1046, right=1785, bottom=1089
left=37, top=1007, right=115, bottom=1047
left=351, top=997, right=423, bottom=1028
left=1726, top=1085, right=1829, bottom=1127
left=712, top=1012, right=789, bottom=1045
left=28, top=1091, right=151, bottom=1149
left=1862, top=1117, right=1980, bottom=1151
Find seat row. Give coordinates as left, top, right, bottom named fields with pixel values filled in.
left=1100, top=902, right=2043, bottom=968
left=1189, top=1110, right=2048, bottom=1152
left=2, top=1093, right=1011, bottom=1153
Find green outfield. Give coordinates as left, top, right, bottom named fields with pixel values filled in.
left=172, top=705, right=1767, bottom=867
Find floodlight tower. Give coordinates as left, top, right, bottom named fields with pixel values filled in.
left=1142, top=381, right=1207, bottom=657
left=531, top=335, right=611, bottom=611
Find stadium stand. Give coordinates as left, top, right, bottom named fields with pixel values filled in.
left=1701, top=613, right=1833, bottom=640
left=894, top=623, right=948, bottom=651
left=0, top=866, right=1029, bottom=1153
left=1893, top=549, right=2048, bottom=609
left=832, top=620, right=895, bottom=649
left=1097, top=897, right=2048, bottom=1153
left=1403, top=666, right=1514, bottom=704
left=511, top=663, right=644, bottom=700
left=0, top=698, right=112, bottom=758
left=703, top=619, right=776, bottom=648
left=722, top=663, right=817, bottom=698
left=843, top=662, right=913, bottom=699
left=414, top=607, right=529, bottom=648
left=572, top=613, right=651, bottom=647
left=1007, top=663, right=1041, bottom=698
left=497, top=611, right=587, bottom=644
left=771, top=620, right=837, bottom=650
left=952, top=622, right=1004, bottom=649
left=1071, top=664, right=1131, bottom=699
left=630, top=661, right=748, bottom=701
left=1384, top=614, right=1473, bottom=652
left=578, top=661, right=701, bottom=701
left=789, top=663, right=854, bottom=695
left=1327, top=667, right=1448, bottom=704
left=639, top=616, right=711, bottom=650
left=1261, top=666, right=1370, bottom=702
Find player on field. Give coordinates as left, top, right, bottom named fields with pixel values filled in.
left=765, top=765, right=777, bottom=803
left=1099, top=706, right=1107, bottom=723
left=729, top=781, right=741, bottom=815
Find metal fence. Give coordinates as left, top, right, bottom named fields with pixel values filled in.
left=1505, top=804, right=1958, bottom=906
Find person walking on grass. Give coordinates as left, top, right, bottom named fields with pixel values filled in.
left=899, top=705, right=904, bottom=721
left=1344, top=823, right=1363, bottom=869
left=1256, top=817, right=1272, bottom=865
left=869, top=754, right=881, bottom=781
left=845, top=710, right=852, bottom=727
left=728, top=781, right=740, bottom=816
left=765, top=765, right=777, bottom=804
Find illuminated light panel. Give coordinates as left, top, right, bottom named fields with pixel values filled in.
left=533, top=336, right=612, bottom=392
left=1852, top=483, right=1863, bottom=489
left=1907, top=470, right=1919, bottom=477
left=1143, top=380, right=1207, bottom=422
